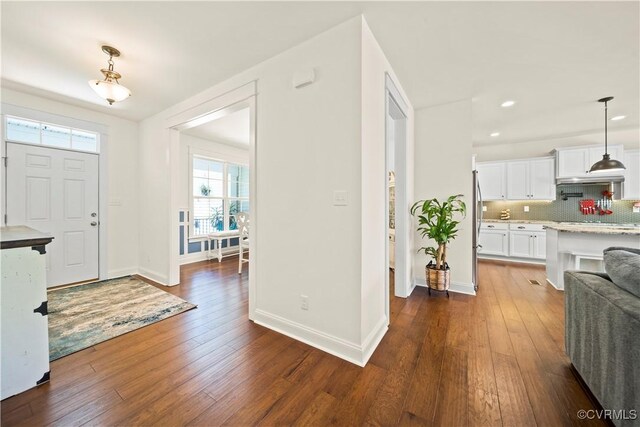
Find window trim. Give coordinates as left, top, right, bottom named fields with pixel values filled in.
left=4, top=115, right=101, bottom=154
left=188, top=152, right=248, bottom=239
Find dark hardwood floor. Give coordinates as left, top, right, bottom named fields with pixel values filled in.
left=1, top=258, right=604, bottom=426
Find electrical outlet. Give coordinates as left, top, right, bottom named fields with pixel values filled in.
left=333, top=190, right=348, bottom=206
left=300, top=295, right=309, bottom=311
left=633, top=206, right=640, bottom=213
left=524, top=206, right=529, bottom=212
left=482, top=205, right=487, bottom=212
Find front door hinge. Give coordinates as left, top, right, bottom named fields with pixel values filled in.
left=4, top=214, right=6, bottom=225
left=2, top=157, right=7, bottom=167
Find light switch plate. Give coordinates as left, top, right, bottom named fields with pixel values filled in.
left=333, top=190, right=348, bottom=206
left=482, top=205, right=487, bottom=212
left=524, top=206, right=529, bottom=212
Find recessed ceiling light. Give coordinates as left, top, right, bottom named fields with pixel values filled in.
left=611, top=115, right=626, bottom=121
left=501, top=100, right=516, bottom=107
left=490, top=132, right=500, bottom=137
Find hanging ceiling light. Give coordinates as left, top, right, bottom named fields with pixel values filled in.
left=589, top=96, right=626, bottom=174
left=88, top=45, right=131, bottom=105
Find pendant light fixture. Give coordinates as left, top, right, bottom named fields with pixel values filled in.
left=88, top=45, right=131, bottom=105
left=589, top=96, right=625, bottom=173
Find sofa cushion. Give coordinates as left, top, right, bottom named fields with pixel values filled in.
left=604, top=246, right=640, bottom=256
left=603, top=249, right=640, bottom=298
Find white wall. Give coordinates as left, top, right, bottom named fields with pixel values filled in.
left=139, top=17, right=364, bottom=361
left=474, top=128, right=640, bottom=162
left=0, top=88, right=139, bottom=278
left=360, top=19, right=414, bottom=350
left=414, top=100, right=474, bottom=292
left=137, top=16, right=414, bottom=365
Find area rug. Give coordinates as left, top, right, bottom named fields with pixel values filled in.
left=48, top=276, right=196, bottom=361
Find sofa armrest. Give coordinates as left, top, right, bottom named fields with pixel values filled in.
left=565, top=271, right=640, bottom=323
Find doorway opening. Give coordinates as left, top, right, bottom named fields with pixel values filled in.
left=177, top=107, right=251, bottom=268
left=167, top=82, right=257, bottom=318
left=385, top=75, right=410, bottom=323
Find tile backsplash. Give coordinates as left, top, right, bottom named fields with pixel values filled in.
left=483, top=184, right=639, bottom=224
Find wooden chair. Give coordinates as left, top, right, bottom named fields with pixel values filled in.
left=236, top=212, right=250, bottom=274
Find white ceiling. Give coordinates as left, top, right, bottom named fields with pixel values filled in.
left=183, top=107, right=250, bottom=147
left=2, top=2, right=638, bottom=146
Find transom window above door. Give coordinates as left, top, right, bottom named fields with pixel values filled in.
left=4, top=116, right=99, bottom=153
left=191, top=156, right=249, bottom=237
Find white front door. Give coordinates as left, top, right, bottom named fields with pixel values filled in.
left=6, top=142, right=99, bottom=287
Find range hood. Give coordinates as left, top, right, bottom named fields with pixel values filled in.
left=556, top=175, right=625, bottom=185
left=556, top=175, right=624, bottom=200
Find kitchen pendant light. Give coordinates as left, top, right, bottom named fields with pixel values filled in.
left=88, top=45, right=131, bottom=105
left=589, top=96, right=625, bottom=173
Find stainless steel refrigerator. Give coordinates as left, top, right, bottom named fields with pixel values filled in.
left=472, top=169, right=483, bottom=291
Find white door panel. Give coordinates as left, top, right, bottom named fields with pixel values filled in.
left=6, top=143, right=99, bottom=287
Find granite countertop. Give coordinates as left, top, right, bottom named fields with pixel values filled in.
left=482, top=219, right=640, bottom=235
left=0, top=226, right=54, bottom=249
left=543, top=223, right=640, bottom=235
left=483, top=219, right=557, bottom=225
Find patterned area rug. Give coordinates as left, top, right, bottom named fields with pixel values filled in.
left=48, top=276, right=196, bottom=361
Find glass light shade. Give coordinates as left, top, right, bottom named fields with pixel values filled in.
left=589, top=154, right=626, bottom=173
left=88, top=79, right=131, bottom=104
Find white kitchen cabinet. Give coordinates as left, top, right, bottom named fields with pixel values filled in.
left=556, top=145, right=624, bottom=178
left=509, top=231, right=532, bottom=258
left=529, top=158, right=556, bottom=200
left=478, top=223, right=509, bottom=256
left=506, top=157, right=555, bottom=200
left=623, top=149, right=640, bottom=200
left=477, top=162, right=506, bottom=200
left=533, top=232, right=546, bottom=259
left=507, top=224, right=547, bottom=259
left=506, top=161, right=529, bottom=200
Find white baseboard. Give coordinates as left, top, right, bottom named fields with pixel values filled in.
left=180, top=247, right=241, bottom=266
left=107, top=267, right=138, bottom=279
left=478, top=255, right=545, bottom=266
left=414, top=277, right=476, bottom=296
left=546, top=278, right=564, bottom=291
left=137, top=267, right=174, bottom=287
left=253, top=309, right=384, bottom=367
left=361, top=316, right=388, bottom=365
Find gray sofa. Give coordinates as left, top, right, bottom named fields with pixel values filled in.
left=565, top=247, right=640, bottom=427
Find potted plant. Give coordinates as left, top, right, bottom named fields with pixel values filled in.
left=410, top=194, right=466, bottom=296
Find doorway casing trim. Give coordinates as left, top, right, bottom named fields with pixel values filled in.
left=385, top=74, right=412, bottom=307
left=165, top=81, right=258, bottom=319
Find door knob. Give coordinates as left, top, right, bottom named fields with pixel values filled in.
left=91, top=212, right=97, bottom=217
left=90, top=221, right=98, bottom=226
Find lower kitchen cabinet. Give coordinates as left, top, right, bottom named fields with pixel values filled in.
left=479, top=222, right=547, bottom=262
left=478, top=223, right=509, bottom=256
left=509, top=230, right=546, bottom=259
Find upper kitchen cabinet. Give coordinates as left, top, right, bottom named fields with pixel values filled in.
left=556, top=145, right=624, bottom=178
left=477, top=162, right=506, bottom=200
left=506, top=157, right=556, bottom=200
left=623, top=149, right=640, bottom=200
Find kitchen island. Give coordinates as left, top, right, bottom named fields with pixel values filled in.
left=545, top=223, right=640, bottom=290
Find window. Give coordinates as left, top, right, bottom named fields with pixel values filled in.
left=5, top=116, right=99, bottom=153
left=191, top=156, right=249, bottom=237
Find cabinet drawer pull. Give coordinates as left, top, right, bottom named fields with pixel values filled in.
left=517, top=226, right=525, bottom=229
left=487, top=225, right=495, bottom=228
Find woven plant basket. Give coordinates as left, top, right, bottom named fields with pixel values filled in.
left=425, top=261, right=450, bottom=291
